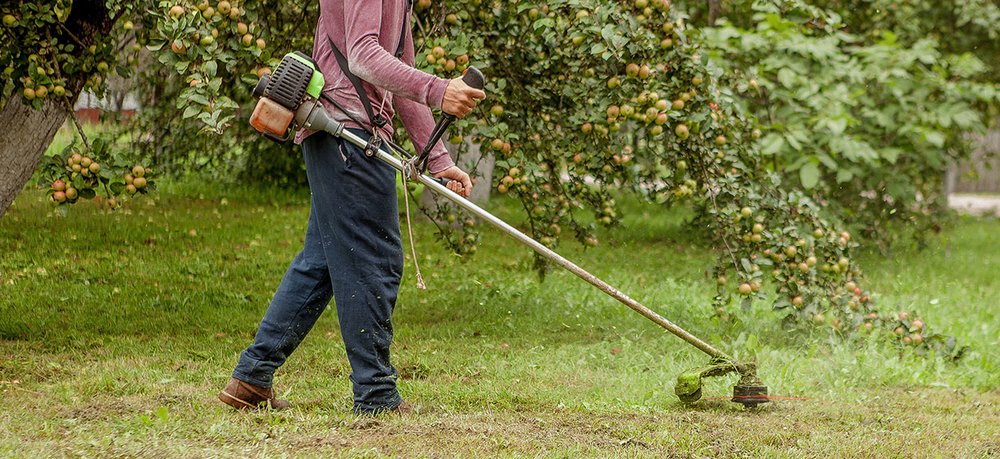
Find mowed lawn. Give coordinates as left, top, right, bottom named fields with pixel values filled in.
left=1, top=185, right=998, bottom=457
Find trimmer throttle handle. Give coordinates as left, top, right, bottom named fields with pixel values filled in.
left=442, top=66, right=486, bottom=122
left=417, top=66, right=487, bottom=175
left=462, top=66, right=486, bottom=91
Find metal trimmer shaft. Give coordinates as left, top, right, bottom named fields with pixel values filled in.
left=330, top=126, right=731, bottom=362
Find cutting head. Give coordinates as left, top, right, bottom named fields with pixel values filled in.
left=732, top=384, right=770, bottom=408
left=675, top=359, right=768, bottom=409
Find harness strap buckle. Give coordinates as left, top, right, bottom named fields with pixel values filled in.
left=364, top=132, right=383, bottom=158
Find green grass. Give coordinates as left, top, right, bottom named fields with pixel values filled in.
left=1, top=184, right=999, bottom=457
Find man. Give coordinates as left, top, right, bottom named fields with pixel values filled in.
left=219, top=0, right=486, bottom=415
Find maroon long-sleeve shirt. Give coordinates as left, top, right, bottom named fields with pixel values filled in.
left=294, top=0, right=454, bottom=173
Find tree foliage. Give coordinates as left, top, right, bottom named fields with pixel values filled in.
left=810, top=0, right=1000, bottom=75
left=699, top=4, right=1000, bottom=246
left=1, top=0, right=151, bottom=210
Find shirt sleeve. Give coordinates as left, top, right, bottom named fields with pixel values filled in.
left=391, top=10, right=454, bottom=174
left=336, top=0, right=449, bottom=108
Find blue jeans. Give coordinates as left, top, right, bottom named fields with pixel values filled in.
left=232, top=130, right=404, bottom=413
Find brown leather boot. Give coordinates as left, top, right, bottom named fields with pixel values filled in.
left=218, top=378, right=291, bottom=411
left=392, top=400, right=415, bottom=414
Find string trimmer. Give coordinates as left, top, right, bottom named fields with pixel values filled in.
left=247, top=51, right=769, bottom=409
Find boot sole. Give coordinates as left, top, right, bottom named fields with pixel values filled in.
left=218, top=390, right=259, bottom=410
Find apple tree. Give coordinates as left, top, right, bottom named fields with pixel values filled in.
left=0, top=0, right=140, bottom=214
left=0, top=0, right=297, bottom=214
left=404, top=0, right=968, bottom=356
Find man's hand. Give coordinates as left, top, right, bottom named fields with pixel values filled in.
left=442, top=77, right=486, bottom=118
left=433, top=166, right=474, bottom=198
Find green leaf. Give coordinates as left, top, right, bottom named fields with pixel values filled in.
left=533, top=18, right=554, bottom=30
left=827, top=118, right=847, bottom=136
left=881, top=148, right=902, bottom=164
left=817, top=153, right=838, bottom=170
left=189, top=93, right=210, bottom=106
left=203, top=60, right=217, bottom=78
left=952, top=109, right=980, bottom=129
left=924, top=131, right=945, bottom=148
left=777, top=68, right=797, bottom=88
left=759, top=134, right=784, bottom=156
left=146, top=40, right=166, bottom=52
left=92, top=138, right=106, bottom=154
left=181, top=105, right=199, bottom=119
left=784, top=132, right=803, bottom=151
left=799, top=162, right=820, bottom=189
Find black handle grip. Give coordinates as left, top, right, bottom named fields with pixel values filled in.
left=462, top=66, right=486, bottom=90
left=440, top=66, right=486, bottom=123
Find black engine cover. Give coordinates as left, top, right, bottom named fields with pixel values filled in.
left=260, top=52, right=316, bottom=110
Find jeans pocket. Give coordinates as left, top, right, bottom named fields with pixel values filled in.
left=338, top=141, right=353, bottom=168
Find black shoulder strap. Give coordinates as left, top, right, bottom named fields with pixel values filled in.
left=395, top=0, right=412, bottom=59
left=325, top=0, right=412, bottom=131
left=328, top=37, right=386, bottom=130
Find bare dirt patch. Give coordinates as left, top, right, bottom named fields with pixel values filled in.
left=268, top=388, right=1000, bottom=457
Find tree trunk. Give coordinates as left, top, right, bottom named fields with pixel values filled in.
left=455, top=139, right=494, bottom=205
left=0, top=98, right=70, bottom=217
left=707, top=0, right=722, bottom=26
left=0, top=0, right=112, bottom=218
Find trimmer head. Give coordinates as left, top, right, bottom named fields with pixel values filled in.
left=732, top=384, right=769, bottom=408
left=675, top=359, right=768, bottom=409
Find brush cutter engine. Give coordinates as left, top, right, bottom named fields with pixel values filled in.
left=249, top=52, right=341, bottom=142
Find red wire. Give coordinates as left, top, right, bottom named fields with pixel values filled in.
left=700, top=394, right=814, bottom=401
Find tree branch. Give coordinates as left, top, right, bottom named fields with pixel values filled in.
left=56, top=22, right=88, bottom=48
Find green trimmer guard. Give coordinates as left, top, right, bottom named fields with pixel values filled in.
left=675, top=358, right=769, bottom=408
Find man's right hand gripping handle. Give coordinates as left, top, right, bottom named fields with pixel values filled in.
left=441, top=67, right=486, bottom=118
